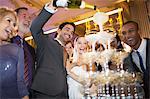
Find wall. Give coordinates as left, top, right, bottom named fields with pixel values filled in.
left=129, top=0, right=150, bottom=38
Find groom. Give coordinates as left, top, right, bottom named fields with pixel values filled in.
left=30, top=0, right=76, bottom=98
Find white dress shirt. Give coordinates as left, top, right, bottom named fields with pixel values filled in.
left=44, top=3, right=57, bottom=13
left=132, top=39, right=147, bottom=72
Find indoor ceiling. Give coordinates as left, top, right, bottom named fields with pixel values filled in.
left=0, top=0, right=128, bottom=32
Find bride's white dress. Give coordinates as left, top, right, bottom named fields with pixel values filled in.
left=67, top=66, right=89, bottom=99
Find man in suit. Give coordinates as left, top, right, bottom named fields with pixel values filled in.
left=30, top=1, right=76, bottom=98
left=11, top=7, right=36, bottom=94
left=121, top=21, right=150, bottom=98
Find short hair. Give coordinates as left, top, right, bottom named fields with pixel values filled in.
left=15, top=7, right=28, bottom=14
left=123, top=21, right=139, bottom=30
left=58, top=22, right=76, bottom=32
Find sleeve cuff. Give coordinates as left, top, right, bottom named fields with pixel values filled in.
left=44, top=3, right=57, bottom=14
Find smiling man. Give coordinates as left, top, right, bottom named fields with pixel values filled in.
left=11, top=7, right=36, bottom=96
left=121, top=21, right=150, bottom=98
left=30, top=0, right=76, bottom=98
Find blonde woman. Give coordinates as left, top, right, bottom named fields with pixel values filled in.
left=0, top=7, right=29, bottom=99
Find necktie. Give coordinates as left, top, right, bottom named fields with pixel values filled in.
left=23, top=41, right=32, bottom=89
left=12, top=36, right=32, bottom=89
left=136, top=51, right=146, bottom=73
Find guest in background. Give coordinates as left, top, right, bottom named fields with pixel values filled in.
left=0, top=7, right=29, bottom=99
left=65, top=41, right=74, bottom=61
left=30, top=0, right=76, bottom=98
left=121, top=21, right=149, bottom=98
left=11, top=7, right=36, bottom=92
left=110, top=33, right=123, bottom=50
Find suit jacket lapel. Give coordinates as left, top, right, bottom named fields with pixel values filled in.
left=146, top=39, right=150, bottom=67
left=146, top=39, right=150, bottom=74
left=129, top=52, right=141, bottom=72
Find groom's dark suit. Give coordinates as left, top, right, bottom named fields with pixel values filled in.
left=124, top=38, right=150, bottom=98
left=30, top=8, right=68, bottom=99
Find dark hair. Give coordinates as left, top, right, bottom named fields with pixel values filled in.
left=123, top=21, right=139, bottom=30
left=65, top=41, right=74, bottom=47
left=15, top=7, right=28, bottom=14
left=115, top=33, right=123, bottom=50
left=58, top=22, right=76, bottom=32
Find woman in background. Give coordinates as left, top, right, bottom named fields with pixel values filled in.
left=65, top=41, right=74, bottom=62
left=0, top=7, right=29, bottom=99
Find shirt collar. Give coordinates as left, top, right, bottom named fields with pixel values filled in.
left=54, top=38, right=64, bottom=47
left=15, top=35, right=22, bottom=40
left=137, top=39, right=147, bottom=53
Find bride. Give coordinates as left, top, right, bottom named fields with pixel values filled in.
left=66, top=36, right=91, bottom=99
